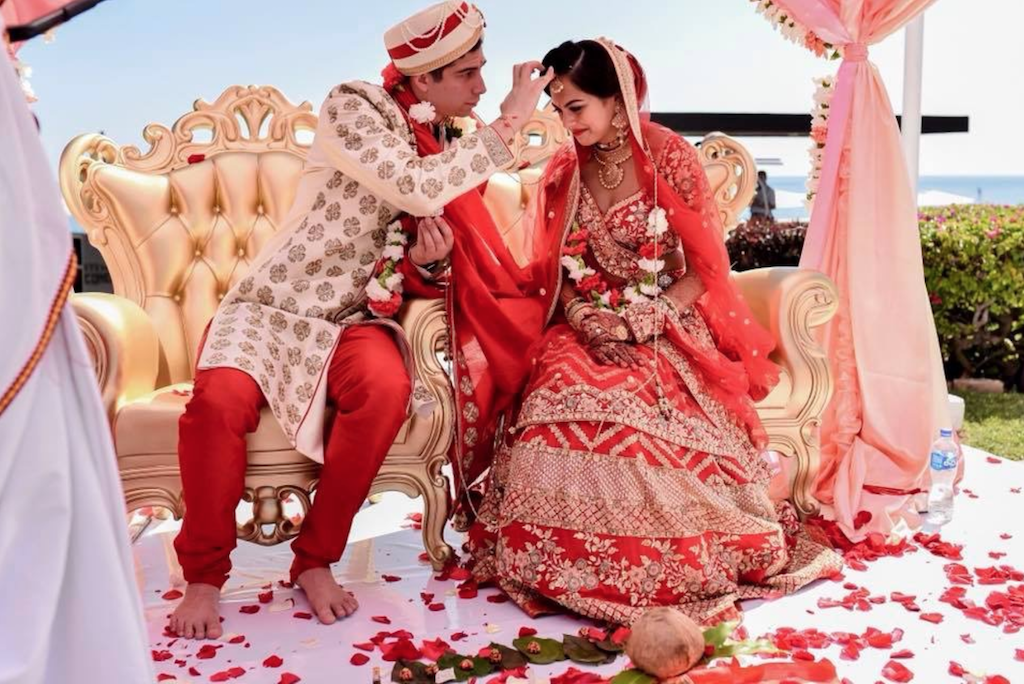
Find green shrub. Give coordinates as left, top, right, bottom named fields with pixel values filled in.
left=920, top=204, right=1024, bottom=390
left=726, top=205, right=1024, bottom=388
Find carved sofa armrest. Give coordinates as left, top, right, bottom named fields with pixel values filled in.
left=71, top=293, right=162, bottom=424
left=732, top=267, right=838, bottom=517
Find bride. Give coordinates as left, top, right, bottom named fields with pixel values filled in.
left=464, top=38, right=842, bottom=626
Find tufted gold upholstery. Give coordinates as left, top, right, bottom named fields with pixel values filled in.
left=62, top=87, right=836, bottom=568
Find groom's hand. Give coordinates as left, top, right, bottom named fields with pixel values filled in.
left=498, top=61, right=555, bottom=131
left=410, top=216, right=454, bottom=266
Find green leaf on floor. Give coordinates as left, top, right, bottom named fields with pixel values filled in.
left=435, top=653, right=495, bottom=681
left=563, top=634, right=617, bottom=664
left=610, top=669, right=656, bottom=684
left=512, top=636, right=567, bottom=665
left=488, top=642, right=528, bottom=670
left=390, top=660, right=434, bottom=684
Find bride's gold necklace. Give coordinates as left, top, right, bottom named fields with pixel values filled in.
left=593, top=139, right=632, bottom=190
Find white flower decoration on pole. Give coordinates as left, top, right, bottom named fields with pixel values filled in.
left=409, top=101, right=437, bottom=125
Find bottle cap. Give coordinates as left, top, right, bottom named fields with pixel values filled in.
left=940, top=428, right=954, bottom=438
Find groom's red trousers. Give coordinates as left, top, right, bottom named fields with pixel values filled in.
left=173, top=325, right=411, bottom=588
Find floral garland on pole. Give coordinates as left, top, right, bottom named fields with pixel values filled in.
left=750, top=0, right=842, bottom=60
left=806, top=75, right=836, bottom=211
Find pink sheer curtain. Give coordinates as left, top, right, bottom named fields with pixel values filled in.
left=774, top=0, right=951, bottom=541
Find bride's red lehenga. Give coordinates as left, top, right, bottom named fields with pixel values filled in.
left=465, top=41, right=842, bottom=627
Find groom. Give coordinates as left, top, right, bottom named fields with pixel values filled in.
left=171, top=0, right=552, bottom=639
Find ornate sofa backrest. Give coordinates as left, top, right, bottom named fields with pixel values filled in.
left=61, top=86, right=756, bottom=386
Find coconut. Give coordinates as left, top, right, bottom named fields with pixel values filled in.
left=624, top=607, right=705, bottom=679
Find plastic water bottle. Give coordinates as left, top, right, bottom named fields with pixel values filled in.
left=926, top=429, right=959, bottom=526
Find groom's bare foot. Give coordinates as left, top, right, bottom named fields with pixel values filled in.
left=169, top=583, right=223, bottom=640
left=295, top=567, right=358, bottom=624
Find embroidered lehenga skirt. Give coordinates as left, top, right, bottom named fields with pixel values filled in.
left=468, top=314, right=842, bottom=626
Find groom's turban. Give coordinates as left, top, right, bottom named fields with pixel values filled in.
left=384, top=1, right=485, bottom=76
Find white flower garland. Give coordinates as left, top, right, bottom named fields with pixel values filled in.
left=562, top=206, right=670, bottom=311
left=366, top=220, right=408, bottom=318
left=408, top=101, right=436, bottom=125
left=750, top=0, right=842, bottom=60
left=805, top=76, right=836, bottom=212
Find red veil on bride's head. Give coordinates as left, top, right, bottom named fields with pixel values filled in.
left=531, top=38, right=779, bottom=448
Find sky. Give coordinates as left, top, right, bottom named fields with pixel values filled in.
left=15, top=0, right=1024, bottom=178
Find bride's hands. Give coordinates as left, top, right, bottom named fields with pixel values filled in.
left=589, top=341, right=644, bottom=370
left=580, top=310, right=631, bottom=344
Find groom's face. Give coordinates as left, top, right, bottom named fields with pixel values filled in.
left=415, top=46, right=487, bottom=118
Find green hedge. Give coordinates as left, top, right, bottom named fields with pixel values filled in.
left=726, top=205, right=1024, bottom=389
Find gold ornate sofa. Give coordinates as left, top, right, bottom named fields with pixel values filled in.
left=61, top=86, right=836, bottom=570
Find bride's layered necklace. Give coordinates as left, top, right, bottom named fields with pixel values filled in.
left=593, top=137, right=632, bottom=190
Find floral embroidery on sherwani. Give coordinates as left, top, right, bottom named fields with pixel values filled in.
left=196, top=80, right=514, bottom=462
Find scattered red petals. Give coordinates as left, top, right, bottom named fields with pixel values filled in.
left=196, top=644, right=222, bottom=659
left=421, top=637, right=452, bottom=661
left=278, top=675, right=301, bottom=684
left=914, top=532, right=963, bottom=560
left=380, top=638, right=422, bottom=662
left=418, top=552, right=430, bottom=563
left=161, top=589, right=184, bottom=601
left=156, top=674, right=176, bottom=681
left=961, top=634, right=975, bottom=644
left=944, top=563, right=975, bottom=585
left=427, top=602, right=446, bottom=612
left=404, top=512, right=423, bottom=530
left=457, top=581, right=479, bottom=599
left=152, top=650, right=173, bottom=662
left=353, top=642, right=375, bottom=652
left=371, top=615, right=392, bottom=625
left=228, top=635, right=246, bottom=644
left=263, top=655, right=283, bottom=668
left=188, top=667, right=201, bottom=676
left=486, top=593, right=510, bottom=604
left=986, top=456, right=1002, bottom=464
left=792, top=649, right=815, bottom=661
left=292, top=612, right=313, bottom=620
left=920, top=612, right=944, bottom=624
left=350, top=653, right=370, bottom=666
left=450, top=631, right=468, bottom=641
left=853, top=510, right=872, bottom=530
left=239, top=605, right=260, bottom=614
left=990, top=551, right=1008, bottom=560
left=891, top=649, right=914, bottom=659
left=550, top=667, right=613, bottom=683
left=518, top=626, right=538, bottom=638
left=949, top=661, right=966, bottom=676
left=382, top=575, right=402, bottom=583
left=258, top=590, right=274, bottom=604
left=882, top=659, right=914, bottom=682
left=1000, top=533, right=1013, bottom=540
left=209, top=667, right=246, bottom=681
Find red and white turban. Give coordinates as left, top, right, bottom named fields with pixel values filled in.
left=384, top=1, right=485, bottom=76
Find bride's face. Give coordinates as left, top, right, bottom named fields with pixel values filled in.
left=550, top=78, right=619, bottom=148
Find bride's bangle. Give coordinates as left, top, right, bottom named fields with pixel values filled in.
left=565, top=298, right=594, bottom=330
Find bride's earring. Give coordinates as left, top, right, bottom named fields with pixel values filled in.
left=611, top=103, right=628, bottom=144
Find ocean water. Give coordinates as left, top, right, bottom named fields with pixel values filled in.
left=759, top=175, right=1024, bottom=222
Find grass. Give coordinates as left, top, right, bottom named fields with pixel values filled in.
left=958, top=390, right=1024, bottom=461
